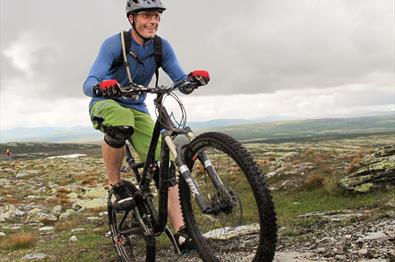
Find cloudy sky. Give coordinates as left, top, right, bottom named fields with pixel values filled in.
left=1, top=0, right=394, bottom=131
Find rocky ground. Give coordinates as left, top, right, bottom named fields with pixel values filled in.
left=0, top=134, right=394, bottom=261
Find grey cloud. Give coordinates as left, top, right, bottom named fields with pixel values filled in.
left=1, top=0, right=393, bottom=100
left=1, top=0, right=125, bottom=99
left=161, top=0, right=393, bottom=95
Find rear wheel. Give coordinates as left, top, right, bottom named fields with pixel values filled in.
left=108, top=180, right=156, bottom=262
left=179, top=132, right=277, bottom=262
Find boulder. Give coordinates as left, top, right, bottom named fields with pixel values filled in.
left=21, top=253, right=48, bottom=260
left=58, top=209, right=76, bottom=221
left=339, top=145, right=395, bottom=193
left=16, top=170, right=40, bottom=178
left=0, top=204, right=26, bottom=222
left=50, top=205, right=63, bottom=217
left=27, top=208, right=58, bottom=223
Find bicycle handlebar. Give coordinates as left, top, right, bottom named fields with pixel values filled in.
left=118, top=80, right=197, bottom=97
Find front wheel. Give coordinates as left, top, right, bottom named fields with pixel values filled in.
left=179, top=132, right=277, bottom=262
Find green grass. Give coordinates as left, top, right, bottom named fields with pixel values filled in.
left=38, top=233, right=113, bottom=262
left=0, top=228, right=114, bottom=262
left=273, top=187, right=395, bottom=230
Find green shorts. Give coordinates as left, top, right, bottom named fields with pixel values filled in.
left=90, top=99, right=161, bottom=161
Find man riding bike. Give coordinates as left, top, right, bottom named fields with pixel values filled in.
left=82, top=0, right=209, bottom=252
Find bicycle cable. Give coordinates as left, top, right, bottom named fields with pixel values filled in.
left=155, top=91, right=187, bottom=131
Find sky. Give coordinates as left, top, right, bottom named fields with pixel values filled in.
left=0, top=0, right=394, bottom=131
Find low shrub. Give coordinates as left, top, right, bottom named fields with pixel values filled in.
left=302, top=174, right=325, bottom=190
left=0, top=233, right=37, bottom=250
left=323, top=175, right=341, bottom=195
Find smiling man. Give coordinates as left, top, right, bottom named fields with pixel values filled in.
left=83, top=0, right=209, bottom=253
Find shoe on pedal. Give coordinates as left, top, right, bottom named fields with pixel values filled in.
left=110, top=181, right=136, bottom=211
left=174, top=226, right=194, bottom=254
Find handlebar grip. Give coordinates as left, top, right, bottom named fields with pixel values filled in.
left=179, top=82, right=199, bottom=95
left=93, top=86, right=102, bottom=97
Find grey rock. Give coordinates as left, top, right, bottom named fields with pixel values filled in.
left=266, top=171, right=277, bottom=178
left=3, top=224, right=23, bottom=230
left=273, top=251, right=318, bottom=262
left=358, top=249, right=368, bottom=255
left=86, top=216, right=101, bottom=221
left=99, top=211, right=108, bottom=216
left=0, top=232, right=6, bottom=237
left=51, top=205, right=62, bottom=217
left=38, top=226, right=55, bottom=232
left=69, top=235, right=78, bottom=242
left=335, top=254, right=346, bottom=260
left=58, top=209, right=76, bottom=221
left=358, top=258, right=392, bottom=262
left=22, top=253, right=48, bottom=260
left=72, top=202, right=82, bottom=211
left=202, top=224, right=259, bottom=240
left=16, top=170, right=40, bottom=178
left=0, top=204, right=26, bottom=222
left=357, top=231, right=387, bottom=241
left=27, top=208, right=58, bottom=223
left=339, top=145, right=395, bottom=193
left=71, top=228, right=85, bottom=233
left=47, top=182, right=60, bottom=189
left=0, top=178, right=11, bottom=187
left=26, top=195, right=43, bottom=200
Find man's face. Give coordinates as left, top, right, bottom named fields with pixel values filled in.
left=130, top=11, right=161, bottom=39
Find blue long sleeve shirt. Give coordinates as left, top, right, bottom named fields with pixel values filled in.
left=83, top=31, right=187, bottom=113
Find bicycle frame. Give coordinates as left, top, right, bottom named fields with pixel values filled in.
left=121, top=84, right=234, bottom=235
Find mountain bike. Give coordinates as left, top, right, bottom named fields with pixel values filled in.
left=107, top=80, right=277, bottom=262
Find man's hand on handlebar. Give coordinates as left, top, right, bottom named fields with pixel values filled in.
left=93, top=79, right=121, bottom=98
left=180, top=70, right=210, bottom=94
left=188, top=70, right=210, bottom=86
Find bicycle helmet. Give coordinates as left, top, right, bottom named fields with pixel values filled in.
left=126, top=0, right=166, bottom=15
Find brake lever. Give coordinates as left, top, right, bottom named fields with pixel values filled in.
left=119, top=83, right=139, bottom=93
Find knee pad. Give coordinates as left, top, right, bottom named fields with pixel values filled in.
left=103, top=126, right=134, bottom=148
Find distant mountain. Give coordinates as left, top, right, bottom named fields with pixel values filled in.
left=0, top=117, right=282, bottom=143
left=0, top=114, right=393, bottom=143
left=188, top=115, right=291, bottom=129
left=213, top=115, right=395, bottom=142
left=0, top=126, right=103, bottom=143
left=188, top=118, right=254, bottom=129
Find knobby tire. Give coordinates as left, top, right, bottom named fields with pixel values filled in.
left=179, top=132, right=277, bottom=262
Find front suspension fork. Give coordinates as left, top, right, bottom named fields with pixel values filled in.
left=161, top=129, right=230, bottom=214
left=161, top=129, right=211, bottom=213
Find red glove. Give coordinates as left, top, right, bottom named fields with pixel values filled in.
left=188, top=70, right=210, bottom=86
left=93, top=79, right=120, bottom=98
